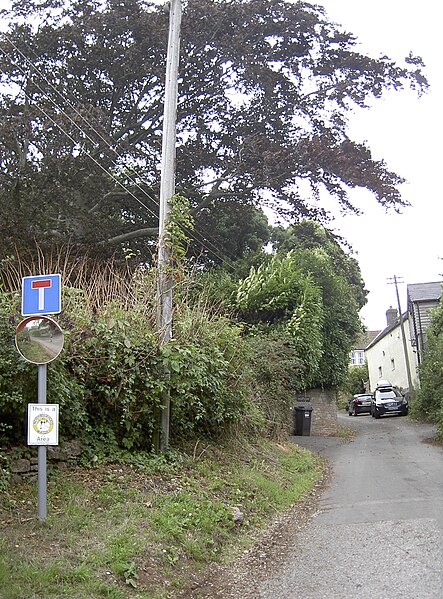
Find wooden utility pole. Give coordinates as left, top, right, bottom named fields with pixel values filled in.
left=156, top=0, right=182, bottom=452
left=389, top=275, right=414, bottom=393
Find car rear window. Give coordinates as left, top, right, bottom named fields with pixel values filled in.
left=379, top=390, right=400, bottom=399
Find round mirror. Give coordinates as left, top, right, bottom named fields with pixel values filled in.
left=16, top=316, right=64, bottom=365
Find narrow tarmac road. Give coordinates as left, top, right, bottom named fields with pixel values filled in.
left=257, top=414, right=443, bottom=598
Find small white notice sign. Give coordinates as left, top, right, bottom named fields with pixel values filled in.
left=27, top=404, right=59, bottom=446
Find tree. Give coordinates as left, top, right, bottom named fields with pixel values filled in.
left=236, top=251, right=324, bottom=387
left=343, top=363, right=369, bottom=396
left=287, top=246, right=362, bottom=387
left=0, top=0, right=428, bottom=261
left=236, top=220, right=366, bottom=388
left=191, top=200, right=271, bottom=265
left=272, top=220, right=368, bottom=309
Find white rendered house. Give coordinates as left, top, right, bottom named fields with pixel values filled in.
left=365, top=308, right=419, bottom=393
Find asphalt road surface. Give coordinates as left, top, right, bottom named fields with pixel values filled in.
left=256, top=413, right=443, bottom=599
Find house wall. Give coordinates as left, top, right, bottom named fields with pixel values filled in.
left=366, top=320, right=419, bottom=393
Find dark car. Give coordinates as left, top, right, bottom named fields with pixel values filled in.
left=371, top=380, right=408, bottom=418
left=348, top=393, right=373, bottom=416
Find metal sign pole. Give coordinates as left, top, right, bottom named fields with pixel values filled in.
left=18, top=276, right=64, bottom=522
left=37, top=363, right=47, bottom=520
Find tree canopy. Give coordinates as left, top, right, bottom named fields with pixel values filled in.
left=272, top=220, right=368, bottom=309
left=0, top=0, right=428, bottom=261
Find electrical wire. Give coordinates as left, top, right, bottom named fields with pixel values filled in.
left=0, top=31, right=239, bottom=270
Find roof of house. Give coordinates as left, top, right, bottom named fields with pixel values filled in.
left=407, top=281, right=442, bottom=303
left=366, top=312, right=408, bottom=350
left=352, top=330, right=381, bottom=351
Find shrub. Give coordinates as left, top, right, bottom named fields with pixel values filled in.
left=0, top=289, right=39, bottom=445
left=412, top=322, right=443, bottom=437
left=241, top=329, right=306, bottom=438
left=0, top=275, right=263, bottom=452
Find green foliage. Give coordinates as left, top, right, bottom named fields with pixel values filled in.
left=0, top=232, right=361, bottom=451
left=191, top=201, right=271, bottom=266
left=0, top=0, right=427, bottom=261
left=67, top=305, right=163, bottom=451
left=412, top=302, right=443, bottom=436
left=293, top=248, right=361, bottom=387
left=235, top=244, right=361, bottom=389
left=342, top=364, right=370, bottom=396
left=166, top=194, right=195, bottom=264
left=236, top=251, right=324, bottom=387
left=0, top=270, right=261, bottom=450
left=164, top=330, right=250, bottom=440
left=0, top=290, right=37, bottom=444
left=241, top=330, right=306, bottom=437
left=273, top=221, right=368, bottom=310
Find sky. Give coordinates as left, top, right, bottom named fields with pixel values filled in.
left=317, top=0, right=442, bottom=330
left=1, top=1, right=441, bottom=331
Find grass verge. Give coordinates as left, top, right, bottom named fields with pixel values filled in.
left=0, top=439, right=324, bottom=599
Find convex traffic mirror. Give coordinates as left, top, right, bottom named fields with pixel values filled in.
left=16, top=316, right=64, bottom=365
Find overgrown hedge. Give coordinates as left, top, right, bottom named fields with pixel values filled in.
left=411, top=301, right=443, bottom=438
left=0, top=279, right=299, bottom=454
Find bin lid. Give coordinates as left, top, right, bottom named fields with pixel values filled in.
left=294, top=405, right=313, bottom=411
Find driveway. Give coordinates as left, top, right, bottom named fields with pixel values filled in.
left=258, top=413, right=443, bottom=598
left=201, top=413, right=443, bottom=599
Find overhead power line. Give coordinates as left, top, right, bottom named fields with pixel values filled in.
left=0, top=33, right=238, bottom=269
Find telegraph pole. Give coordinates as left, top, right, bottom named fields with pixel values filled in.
left=389, top=275, right=414, bottom=392
left=156, top=0, right=182, bottom=452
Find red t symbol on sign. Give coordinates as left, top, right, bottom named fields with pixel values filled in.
left=31, top=279, right=52, bottom=311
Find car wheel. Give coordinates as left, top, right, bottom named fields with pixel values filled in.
left=374, top=410, right=380, bottom=419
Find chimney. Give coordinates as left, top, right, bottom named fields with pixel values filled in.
left=386, top=306, right=398, bottom=326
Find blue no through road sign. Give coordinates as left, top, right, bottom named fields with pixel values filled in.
left=21, top=274, right=62, bottom=316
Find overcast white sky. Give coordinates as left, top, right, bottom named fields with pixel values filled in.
left=1, top=1, right=441, bottom=331
left=317, top=0, right=442, bottom=330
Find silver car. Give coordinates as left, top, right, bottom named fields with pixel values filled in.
left=371, top=381, right=408, bottom=419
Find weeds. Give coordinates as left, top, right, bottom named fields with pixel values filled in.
left=0, top=441, right=322, bottom=598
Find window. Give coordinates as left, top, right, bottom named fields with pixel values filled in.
left=349, top=350, right=365, bottom=365
left=378, top=366, right=383, bottom=377
left=391, top=358, right=395, bottom=370
left=356, top=351, right=365, bottom=365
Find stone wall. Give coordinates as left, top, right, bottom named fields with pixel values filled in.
left=293, top=388, right=338, bottom=436
left=6, top=440, right=82, bottom=484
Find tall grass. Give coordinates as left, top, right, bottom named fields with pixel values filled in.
left=0, top=243, right=145, bottom=312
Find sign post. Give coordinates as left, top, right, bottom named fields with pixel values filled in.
left=22, top=274, right=61, bottom=317
left=38, top=366, right=48, bottom=520
left=16, top=274, right=64, bottom=521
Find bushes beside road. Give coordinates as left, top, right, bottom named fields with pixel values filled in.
left=411, top=300, right=443, bottom=438
left=0, top=267, right=303, bottom=454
